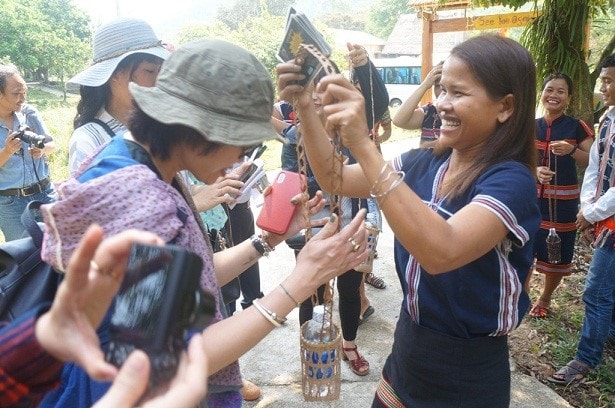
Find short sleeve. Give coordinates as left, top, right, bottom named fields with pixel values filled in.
left=470, top=162, right=540, bottom=246
left=576, top=119, right=594, bottom=144
left=22, top=104, right=51, bottom=138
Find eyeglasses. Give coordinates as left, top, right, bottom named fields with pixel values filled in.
left=240, top=144, right=262, bottom=160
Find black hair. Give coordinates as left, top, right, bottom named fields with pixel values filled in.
left=541, top=72, right=573, bottom=95
left=129, top=105, right=222, bottom=161
left=436, top=34, right=536, bottom=199
left=0, top=64, right=20, bottom=94
left=73, top=53, right=163, bottom=129
left=600, top=54, right=615, bottom=70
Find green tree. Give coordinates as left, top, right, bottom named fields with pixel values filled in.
left=317, top=12, right=366, bottom=31
left=218, top=0, right=288, bottom=30
left=366, top=0, right=412, bottom=39
left=177, top=9, right=348, bottom=90
left=475, top=0, right=615, bottom=124
left=0, top=0, right=90, bottom=98
left=34, top=0, right=91, bottom=98
left=0, top=0, right=47, bottom=74
left=178, top=12, right=286, bottom=79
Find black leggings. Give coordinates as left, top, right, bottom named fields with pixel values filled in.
left=298, top=268, right=363, bottom=342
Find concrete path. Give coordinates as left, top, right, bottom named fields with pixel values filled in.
left=239, top=138, right=571, bottom=407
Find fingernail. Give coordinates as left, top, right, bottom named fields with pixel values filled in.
left=290, top=198, right=298, bottom=205
left=329, top=214, right=337, bottom=223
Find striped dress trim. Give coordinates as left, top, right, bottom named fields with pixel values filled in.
left=374, top=374, right=405, bottom=408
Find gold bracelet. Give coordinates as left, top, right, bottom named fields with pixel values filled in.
left=279, top=283, right=301, bottom=308
left=252, top=299, right=286, bottom=327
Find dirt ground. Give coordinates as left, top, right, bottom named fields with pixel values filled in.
left=508, top=243, right=615, bottom=408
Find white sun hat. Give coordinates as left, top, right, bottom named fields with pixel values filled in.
left=68, top=17, right=169, bottom=87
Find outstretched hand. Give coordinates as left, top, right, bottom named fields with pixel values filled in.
left=35, top=225, right=165, bottom=381
left=295, top=209, right=370, bottom=284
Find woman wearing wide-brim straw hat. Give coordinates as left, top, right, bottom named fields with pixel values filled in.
left=67, top=17, right=170, bottom=174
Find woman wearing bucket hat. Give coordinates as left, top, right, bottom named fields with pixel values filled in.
left=67, top=17, right=169, bottom=174
left=38, top=39, right=369, bottom=407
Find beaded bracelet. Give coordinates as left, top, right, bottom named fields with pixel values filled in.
left=251, top=234, right=274, bottom=257
left=252, top=299, right=286, bottom=327
left=569, top=145, right=578, bottom=156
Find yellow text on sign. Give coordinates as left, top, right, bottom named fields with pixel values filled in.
left=472, top=11, right=540, bottom=30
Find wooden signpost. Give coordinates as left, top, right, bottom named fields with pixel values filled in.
left=410, top=1, right=540, bottom=104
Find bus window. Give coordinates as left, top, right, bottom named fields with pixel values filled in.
left=374, top=58, right=423, bottom=107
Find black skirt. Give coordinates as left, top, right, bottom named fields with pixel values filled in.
left=373, top=308, right=510, bottom=408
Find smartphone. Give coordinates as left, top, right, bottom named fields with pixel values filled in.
left=239, top=161, right=259, bottom=184
left=256, top=170, right=304, bottom=235
left=229, top=160, right=266, bottom=209
left=105, top=244, right=215, bottom=389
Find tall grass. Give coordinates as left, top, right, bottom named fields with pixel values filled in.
left=27, top=87, right=79, bottom=181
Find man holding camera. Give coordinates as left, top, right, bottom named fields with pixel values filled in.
left=0, top=64, right=56, bottom=241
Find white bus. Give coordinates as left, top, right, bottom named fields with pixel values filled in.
left=372, top=56, right=422, bottom=107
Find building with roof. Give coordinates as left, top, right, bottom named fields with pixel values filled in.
left=379, top=12, right=465, bottom=63
left=329, top=28, right=386, bottom=57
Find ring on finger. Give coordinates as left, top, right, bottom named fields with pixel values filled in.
left=90, top=260, right=112, bottom=277
left=347, top=237, right=360, bottom=252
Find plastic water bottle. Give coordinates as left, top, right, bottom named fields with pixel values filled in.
left=305, top=305, right=333, bottom=343
left=546, top=228, right=562, bottom=264
left=304, top=305, right=335, bottom=397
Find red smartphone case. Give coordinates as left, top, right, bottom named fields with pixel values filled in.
left=256, top=170, right=303, bottom=235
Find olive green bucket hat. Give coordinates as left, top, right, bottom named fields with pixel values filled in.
left=129, top=39, right=283, bottom=146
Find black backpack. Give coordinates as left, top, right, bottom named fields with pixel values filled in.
left=0, top=201, right=61, bottom=321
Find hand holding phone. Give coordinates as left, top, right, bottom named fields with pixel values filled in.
left=256, top=170, right=304, bottom=235
left=229, top=159, right=268, bottom=209
left=105, top=244, right=215, bottom=390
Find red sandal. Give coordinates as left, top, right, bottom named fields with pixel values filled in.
left=529, top=302, right=550, bottom=318
left=342, top=345, right=370, bottom=376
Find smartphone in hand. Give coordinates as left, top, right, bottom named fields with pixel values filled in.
left=105, top=243, right=215, bottom=390
left=256, top=170, right=304, bottom=235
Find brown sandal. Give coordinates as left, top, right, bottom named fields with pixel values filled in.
left=548, top=359, right=591, bottom=385
left=365, top=272, right=386, bottom=289
left=342, top=345, right=370, bottom=376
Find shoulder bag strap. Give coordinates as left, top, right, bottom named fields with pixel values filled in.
left=20, top=200, right=44, bottom=248
left=88, top=118, right=116, bottom=138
